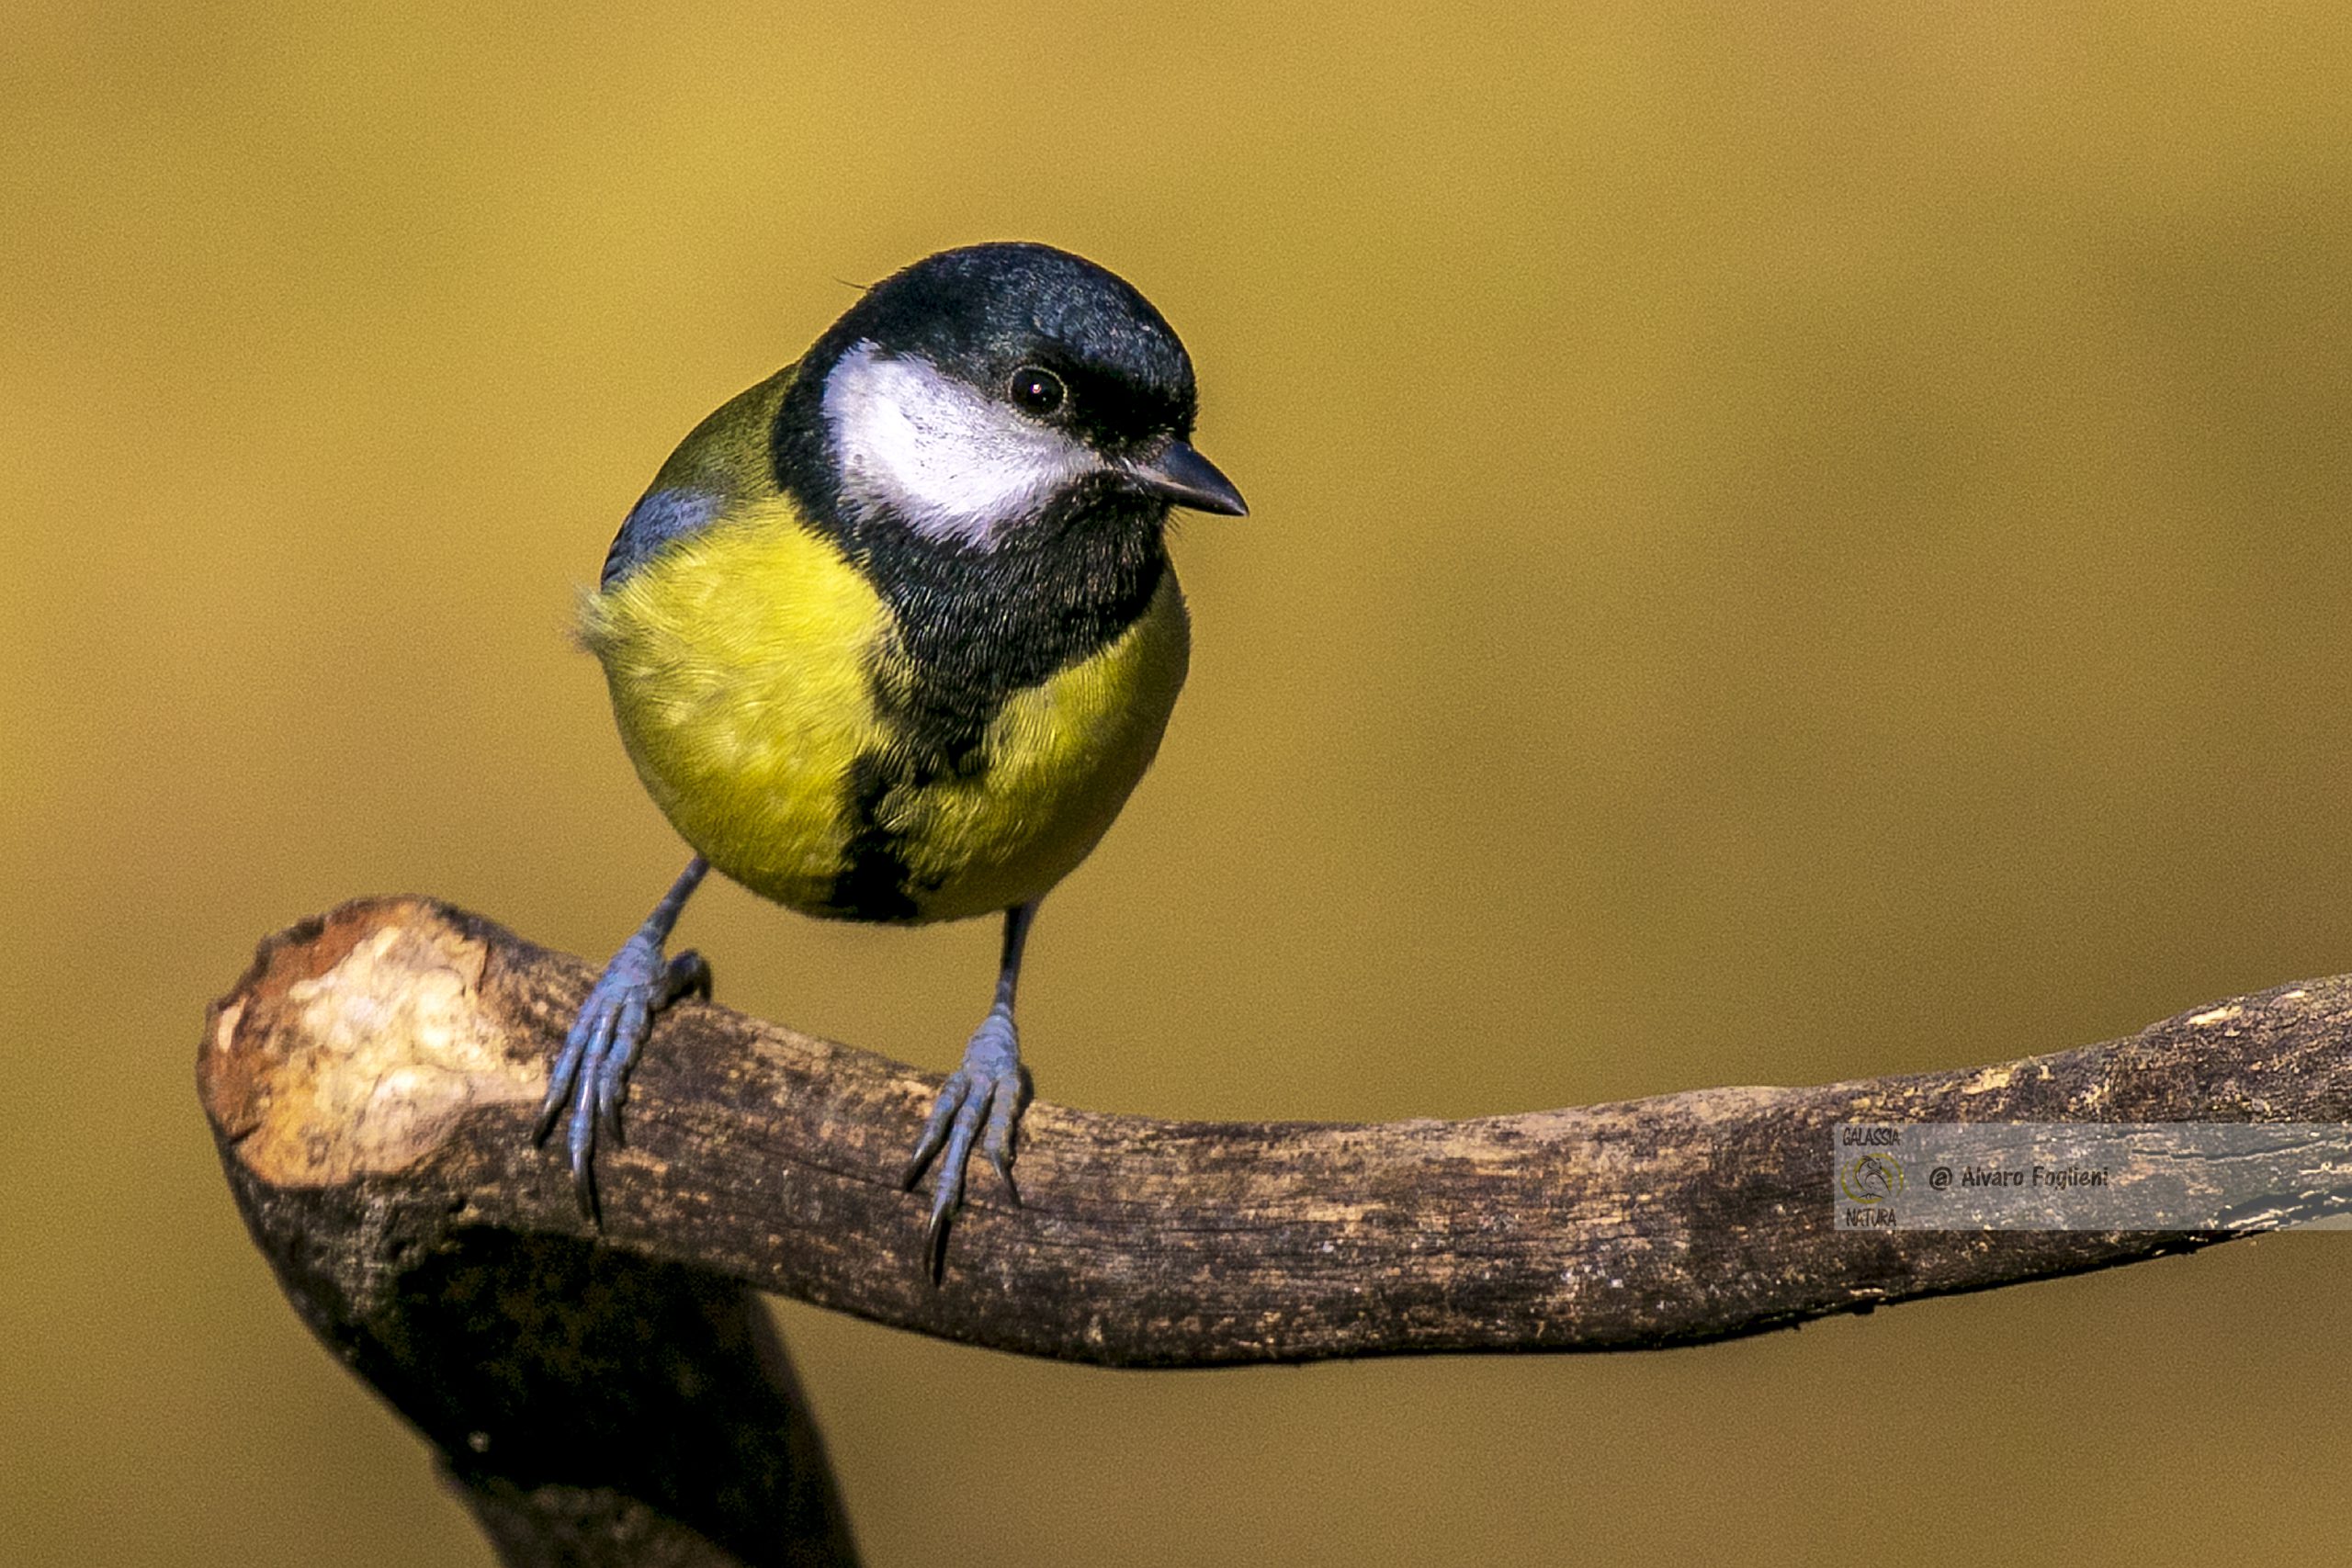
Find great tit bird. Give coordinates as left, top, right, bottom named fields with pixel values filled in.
left=536, top=242, right=1246, bottom=1270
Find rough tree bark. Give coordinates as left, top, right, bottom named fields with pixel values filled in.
left=201, top=897, right=2352, bottom=1563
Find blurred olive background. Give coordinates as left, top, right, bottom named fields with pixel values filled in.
left=7, top=2, right=2352, bottom=1563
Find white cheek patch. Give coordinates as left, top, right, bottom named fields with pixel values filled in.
left=821, top=340, right=1101, bottom=548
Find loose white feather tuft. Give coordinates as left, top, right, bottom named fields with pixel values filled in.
left=822, top=341, right=1099, bottom=548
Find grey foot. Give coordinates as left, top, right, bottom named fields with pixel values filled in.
left=901, top=1010, right=1029, bottom=1278
left=534, top=936, right=712, bottom=1220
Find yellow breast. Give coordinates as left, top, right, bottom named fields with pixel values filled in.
left=579, top=500, right=1190, bottom=923
left=885, top=572, right=1191, bottom=919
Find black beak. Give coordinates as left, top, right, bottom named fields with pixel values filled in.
left=1126, top=441, right=1248, bottom=516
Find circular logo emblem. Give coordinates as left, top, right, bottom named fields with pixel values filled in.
left=1840, top=1152, right=1905, bottom=1203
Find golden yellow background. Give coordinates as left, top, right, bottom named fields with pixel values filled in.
left=7, top=3, right=2352, bottom=1562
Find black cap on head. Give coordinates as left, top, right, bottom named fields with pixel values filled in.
left=771, top=240, right=1244, bottom=550
left=808, top=242, right=1200, bottom=452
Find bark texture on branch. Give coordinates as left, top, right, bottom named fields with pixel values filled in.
left=204, top=898, right=2352, bottom=1366
left=202, top=898, right=2352, bottom=1554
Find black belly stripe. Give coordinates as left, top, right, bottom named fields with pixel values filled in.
left=821, top=652, right=1009, bottom=920
left=827, top=750, right=922, bottom=921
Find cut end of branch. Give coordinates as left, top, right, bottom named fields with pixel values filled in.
left=204, top=899, right=532, bottom=1186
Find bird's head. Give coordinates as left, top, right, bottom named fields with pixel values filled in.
left=774, top=243, right=1246, bottom=551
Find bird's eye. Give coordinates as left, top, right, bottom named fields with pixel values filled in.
left=1008, top=366, right=1066, bottom=417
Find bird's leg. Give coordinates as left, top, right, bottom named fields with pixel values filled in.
left=902, top=900, right=1037, bottom=1277
left=535, top=855, right=713, bottom=1220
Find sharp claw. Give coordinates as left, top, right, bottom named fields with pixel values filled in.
left=669, top=951, right=713, bottom=1004
left=923, top=1193, right=955, bottom=1282
left=574, top=1159, right=601, bottom=1226
left=902, top=1075, right=964, bottom=1189
left=568, top=1078, right=599, bottom=1221
left=922, top=1131, right=972, bottom=1282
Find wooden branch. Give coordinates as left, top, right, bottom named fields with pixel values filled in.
left=202, top=897, right=2352, bottom=1551
left=204, top=901, right=860, bottom=1568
